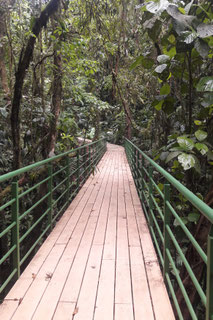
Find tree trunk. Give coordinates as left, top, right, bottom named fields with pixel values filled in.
left=0, top=9, right=10, bottom=99
left=48, top=50, right=62, bottom=155
left=10, top=0, right=60, bottom=169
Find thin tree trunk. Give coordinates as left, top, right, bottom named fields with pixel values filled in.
left=48, top=51, right=62, bottom=155
left=0, top=10, right=10, bottom=99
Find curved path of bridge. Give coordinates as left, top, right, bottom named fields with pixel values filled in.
left=0, top=144, right=175, bottom=320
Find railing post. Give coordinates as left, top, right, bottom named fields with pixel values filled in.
left=148, top=166, right=153, bottom=227
left=141, top=157, right=145, bottom=204
left=11, top=181, right=20, bottom=279
left=89, top=145, right=91, bottom=175
left=65, top=156, right=70, bottom=204
left=77, top=149, right=80, bottom=191
left=206, top=226, right=213, bottom=320
left=163, top=183, right=171, bottom=280
left=48, top=164, right=53, bottom=230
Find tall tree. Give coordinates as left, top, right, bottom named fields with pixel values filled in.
left=10, top=0, right=60, bottom=169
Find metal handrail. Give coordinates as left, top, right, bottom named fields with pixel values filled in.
left=124, top=138, right=213, bottom=320
left=0, top=139, right=106, bottom=297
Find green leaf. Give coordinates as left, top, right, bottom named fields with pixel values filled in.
left=194, top=38, right=210, bottom=58
left=184, top=0, right=194, bottom=14
left=154, top=100, right=163, bottom=111
left=155, top=64, right=167, bottom=73
left=197, top=23, right=213, bottom=38
left=177, top=136, right=194, bottom=151
left=141, top=57, right=154, bottom=69
left=160, top=83, right=171, bottom=95
left=195, top=130, right=207, bottom=141
left=194, top=120, right=202, bottom=125
left=178, top=153, right=196, bottom=170
left=130, top=56, right=143, bottom=71
left=157, top=54, right=170, bottom=64
left=196, top=77, right=213, bottom=92
left=187, top=212, right=200, bottom=223
left=195, top=143, right=208, bottom=155
left=166, top=151, right=182, bottom=163
left=146, top=0, right=169, bottom=14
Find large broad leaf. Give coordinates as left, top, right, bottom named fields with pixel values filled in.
left=187, top=212, right=200, bottom=223
left=130, top=56, right=143, bottom=71
left=195, top=143, right=208, bottom=155
left=130, top=56, right=154, bottom=71
left=146, top=0, right=170, bottom=14
left=154, top=100, right=163, bottom=111
left=195, top=130, right=207, bottom=141
left=197, top=23, right=213, bottom=38
left=155, top=64, right=167, bottom=73
left=194, top=38, right=210, bottom=58
left=166, top=151, right=182, bottom=163
left=196, top=77, right=213, bottom=92
left=178, top=153, right=196, bottom=170
left=177, top=136, right=194, bottom=151
left=167, top=5, right=196, bottom=27
left=143, top=16, right=158, bottom=29
left=157, top=54, right=170, bottom=64
left=160, top=83, right=171, bottom=95
left=184, top=0, right=194, bottom=14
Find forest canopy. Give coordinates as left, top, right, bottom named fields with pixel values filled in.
left=0, top=0, right=212, bottom=194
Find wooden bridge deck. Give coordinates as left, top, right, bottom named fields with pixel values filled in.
left=0, top=144, right=175, bottom=320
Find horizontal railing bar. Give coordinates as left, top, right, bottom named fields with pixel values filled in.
left=150, top=226, right=164, bottom=265
left=52, top=165, right=68, bottom=178
left=0, top=221, right=16, bottom=239
left=19, top=176, right=50, bottom=199
left=167, top=225, right=206, bottom=305
left=0, top=139, right=104, bottom=183
left=149, top=205, right=164, bottom=243
left=53, top=201, right=68, bottom=222
left=166, top=249, right=198, bottom=320
left=19, top=208, right=50, bottom=243
left=53, top=188, right=68, bottom=207
left=126, top=139, right=213, bottom=223
left=165, top=273, right=184, bottom=320
left=150, top=177, right=164, bottom=200
left=167, top=201, right=207, bottom=264
left=20, top=223, right=50, bottom=266
left=19, top=192, right=50, bottom=221
left=0, top=198, right=15, bottom=211
left=151, top=194, right=164, bottom=221
left=0, top=269, right=17, bottom=294
left=52, top=176, right=68, bottom=192
left=0, top=244, right=16, bottom=265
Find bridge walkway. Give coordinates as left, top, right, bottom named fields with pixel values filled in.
left=0, top=144, right=175, bottom=320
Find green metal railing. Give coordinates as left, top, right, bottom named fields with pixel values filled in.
left=0, top=139, right=106, bottom=298
left=125, top=138, right=213, bottom=320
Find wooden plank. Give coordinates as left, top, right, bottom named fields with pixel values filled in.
left=60, top=215, right=99, bottom=302
left=0, top=300, right=19, bottom=320
left=93, top=259, right=115, bottom=320
left=53, top=302, right=75, bottom=320
left=133, top=190, right=175, bottom=319
left=32, top=216, right=98, bottom=320
left=114, top=303, right=134, bottom=320
left=73, top=245, right=103, bottom=320
left=10, top=244, right=66, bottom=320
left=130, top=247, right=154, bottom=320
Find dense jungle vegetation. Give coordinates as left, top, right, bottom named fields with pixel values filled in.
left=0, top=0, right=213, bottom=318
